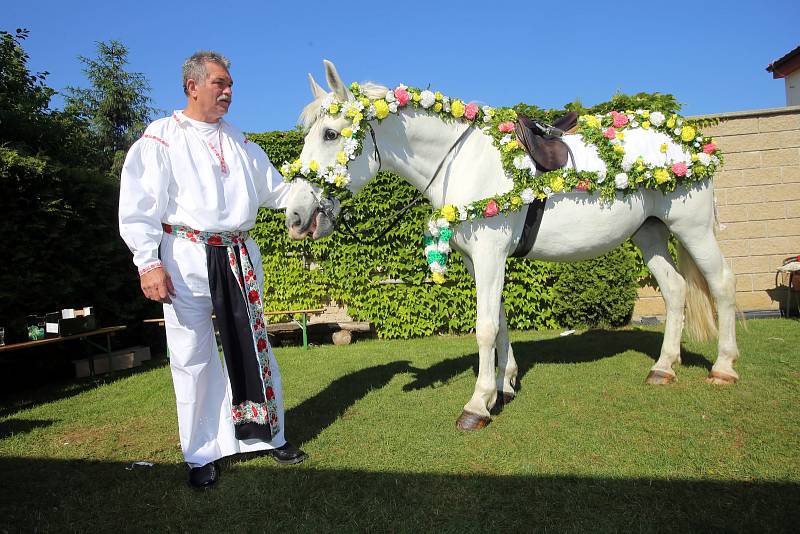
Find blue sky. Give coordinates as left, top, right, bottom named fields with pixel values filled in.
left=5, top=0, right=799, bottom=132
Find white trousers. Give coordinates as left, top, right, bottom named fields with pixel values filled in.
left=160, top=232, right=286, bottom=467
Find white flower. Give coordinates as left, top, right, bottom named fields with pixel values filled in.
left=513, top=154, right=533, bottom=170
left=420, top=90, right=435, bottom=109
left=674, top=128, right=682, bottom=136
left=500, top=134, right=513, bottom=145
left=388, top=102, right=398, bottom=113
left=686, top=168, right=692, bottom=177
left=365, top=105, right=376, bottom=120
left=711, top=155, right=720, bottom=165
left=543, top=186, right=553, bottom=197
left=442, top=96, right=450, bottom=105
left=424, top=244, right=437, bottom=256
left=427, top=220, right=440, bottom=237
left=696, top=136, right=703, bottom=142
left=280, top=162, right=291, bottom=176
left=614, top=172, right=629, bottom=189
left=320, top=94, right=334, bottom=111
left=437, top=241, right=451, bottom=254
left=520, top=188, right=535, bottom=204
left=443, top=102, right=451, bottom=113
left=436, top=218, right=449, bottom=228
left=622, top=160, right=632, bottom=172
left=631, top=120, right=639, bottom=128
left=650, top=111, right=665, bottom=126
left=343, top=138, right=359, bottom=156
left=483, top=115, right=491, bottom=123
left=597, top=168, right=607, bottom=183
left=385, top=90, right=396, bottom=103
left=677, top=118, right=683, bottom=126
left=459, top=206, right=469, bottom=221
left=333, top=163, right=348, bottom=176
left=324, top=173, right=336, bottom=184
left=430, top=262, right=446, bottom=274
left=300, top=163, right=310, bottom=175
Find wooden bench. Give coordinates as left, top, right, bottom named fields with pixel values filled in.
left=0, top=325, right=127, bottom=376
left=145, top=308, right=326, bottom=350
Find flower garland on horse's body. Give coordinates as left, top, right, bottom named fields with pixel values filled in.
left=283, top=82, right=722, bottom=283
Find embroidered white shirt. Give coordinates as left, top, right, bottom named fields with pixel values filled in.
left=119, top=111, right=291, bottom=271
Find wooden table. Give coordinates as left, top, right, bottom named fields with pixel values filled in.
left=0, top=325, right=127, bottom=376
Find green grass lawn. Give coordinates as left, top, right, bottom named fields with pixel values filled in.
left=1, top=319, right=798, bottom=533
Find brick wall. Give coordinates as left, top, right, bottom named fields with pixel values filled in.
left=634, top=106, right=800, bottom=317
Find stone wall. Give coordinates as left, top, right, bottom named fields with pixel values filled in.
left=634, top=106, right=800, bottom=317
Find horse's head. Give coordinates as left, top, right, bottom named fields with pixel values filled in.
left=285, top=60, right=381, bottom=240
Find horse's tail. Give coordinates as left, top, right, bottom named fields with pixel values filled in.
left=678, top=241, right=718, bottom=342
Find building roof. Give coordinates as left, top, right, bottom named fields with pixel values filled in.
left=766, top=45, right=800, bottom=79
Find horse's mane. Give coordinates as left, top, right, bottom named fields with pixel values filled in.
left=299, top=82, right=389, bottom=132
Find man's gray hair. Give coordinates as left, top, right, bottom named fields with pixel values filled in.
left=182, top=51, right=231, bottom=95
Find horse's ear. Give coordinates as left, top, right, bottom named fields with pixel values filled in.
left=323, top=59, right=349, bottom=102
left=308, top=73, right=325, bottom=99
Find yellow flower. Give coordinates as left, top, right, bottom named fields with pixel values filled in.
left=582, top=115, right=601, bottom=129
left=359, top=96, right=370, bottom=108
left=373, top=99, right=390, bottom=119
left=641, top=110, right=650, bottom=118
left=451, top=100, right=465, bottom=118
left=691, top=153, right=699, bottom=161
left=511, top=195, right=522, bottom=207
left=681, top=125, right=696, bottom=142
left=350, top=82, right=360, bottom=91
left=636, top=165, right=645, bottom=172
left=660, top=143, right=668, bottom=153
left=336, top=151, right=348, bottom=165
left=309, top=160, right=320, bottom=172
left=433, top=103, right=442, bottom=112
left=334, top=175, right=347, bottom=187
left=328, top=103, right=339, bottom=115
left=642, top=121, right=651, bottom=129
left=550, top=176, right=564, bottom=192
left=441, top=204, right=457, bottom=222
left=341, top=127, right=353, bottom=138
left=666, top=115, right=676, bottom=128
left=431, top=272, right=445, bottom=284
left=412, top=92, right=421, bottom=102
left=504, top=141, right=519, bottom=153
left=434, top=91, right=443, bottom=101
left=352, top=112, right=363, bottom=124
left=616, top=131, right=625, bottom=140
left=290, top=159, right=302, bottom=173
left=654, top=168, right=670, bottom=184
left=613, top=144, right=625, bottom=154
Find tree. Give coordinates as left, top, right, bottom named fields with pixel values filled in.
left=64, top=40, right=160, bottom=176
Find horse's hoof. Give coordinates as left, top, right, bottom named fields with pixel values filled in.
left=706, top=370, right=738, bottom=385
left=645, top=370, right=676, bottom=385
left=456, top=411, right=490, bottom=431
left=494, top=392, right=515, bottom=407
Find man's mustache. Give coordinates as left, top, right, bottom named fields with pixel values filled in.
left=217, top=95, right=231, bottom=103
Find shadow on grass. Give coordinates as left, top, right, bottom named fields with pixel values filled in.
left=286, top=361, right=412, bottom=447
left=0, top=457, right=797, bottom=532
left=404, top=329, right=711, bottom=392
left=0, top=359, right=169, bottom=419
left=0, top=418, right=56, bottom=439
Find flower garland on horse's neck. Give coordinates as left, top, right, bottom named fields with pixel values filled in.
left=282, top=82, right=722, bottom=284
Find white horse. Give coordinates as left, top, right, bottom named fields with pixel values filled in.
left=284, top=61, right=740, bottom=430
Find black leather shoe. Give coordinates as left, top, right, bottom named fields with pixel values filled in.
left=188, top=462, right=218, bottom=489
left=267, top=442, right=307, bottom=465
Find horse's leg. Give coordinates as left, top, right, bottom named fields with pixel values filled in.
left=671, top=226, right=740, bottom=384
left=631, top=219, right=686, bottom=384
left=495, top=301, right=518, bottom=406
left=456, top=251, right=506, bottom=430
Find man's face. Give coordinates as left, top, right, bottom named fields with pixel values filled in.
left=189, top=61, right=233, bottom=121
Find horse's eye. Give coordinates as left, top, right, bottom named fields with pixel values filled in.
left=324, top=129, right=339, bottom=141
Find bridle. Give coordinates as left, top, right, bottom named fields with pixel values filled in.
left=301, top=121, right=473, bottom=245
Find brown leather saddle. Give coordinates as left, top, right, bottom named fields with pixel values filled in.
left=514, top=112, right=578, bottom=172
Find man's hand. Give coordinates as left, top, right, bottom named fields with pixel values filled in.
left=140, top=267, right=176, bottom=304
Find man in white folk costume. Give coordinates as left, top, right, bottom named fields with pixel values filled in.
left=119, top=51, right=306, bottom=489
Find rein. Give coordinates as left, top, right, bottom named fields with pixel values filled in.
left=331, top=123, right=473, bottom=244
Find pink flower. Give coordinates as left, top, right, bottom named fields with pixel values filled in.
left=394, top=87, right=410, bottom=106
left=603, top=127, right=616, bottom=139
left=464, top=103, right=478, bottom=121
left=703, top=143, right=717, bottom=155
left=498, top=121, right=515, bottom=133
left=483, top=200, right=499, bottom=217
left=672, top=162, right=688, bottom=177
left=611, top=111, right=629, bottom=128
